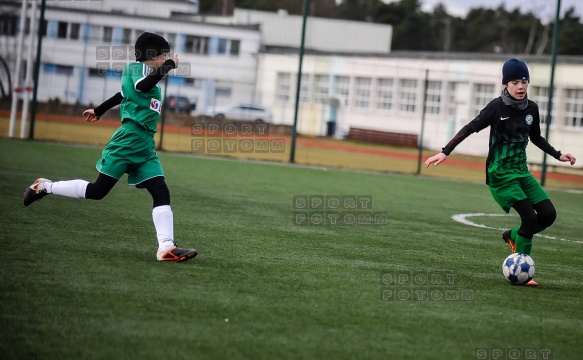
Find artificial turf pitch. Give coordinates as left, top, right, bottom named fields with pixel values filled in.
left=1, top=138, right=581, bottom=359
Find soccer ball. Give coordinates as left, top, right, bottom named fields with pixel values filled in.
left=502, top=253, right=535, bottom=285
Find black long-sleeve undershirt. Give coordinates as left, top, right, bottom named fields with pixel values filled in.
left=441, top=124, right=473, bottom=156
left=94, top=92, right=123, bottom=117
left=530, top=133, right=562, bottom=160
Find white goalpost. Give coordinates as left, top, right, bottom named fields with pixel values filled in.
left=8, top=0, right=38, bottom=139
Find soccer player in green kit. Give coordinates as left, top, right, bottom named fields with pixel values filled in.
left=23, top=32, right=198, bottom=262
left=425, top=58, right=576, bottom=286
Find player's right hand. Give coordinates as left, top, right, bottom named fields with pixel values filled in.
left=424, top=152, right=447, bottom=168
left=83, top=109, right=100, bottom=122
left=172, top=53, right=179, bottom=68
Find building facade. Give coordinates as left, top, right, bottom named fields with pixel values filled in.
left=1, top=0, right=260, bottom=111
left=1, top=1, right=582, bottom=167
left=256, top=52, right=583, bottom=165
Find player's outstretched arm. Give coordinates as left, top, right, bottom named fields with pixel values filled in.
left=83, top=109, right=99, bottom=122
left=86, top=92, right=123, bottom=121
left=559, top=153, right=577, bottom=165
left=424, top=152, right=447, bottom=168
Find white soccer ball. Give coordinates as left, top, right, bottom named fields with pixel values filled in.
left=502, top=253, right=535, bottom=285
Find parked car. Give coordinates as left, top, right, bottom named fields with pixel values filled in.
left=203, top=103, right=272, bottom=123
left=165, top=95, right=195, bottom=114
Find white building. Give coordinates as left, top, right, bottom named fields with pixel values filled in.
left=256, top=52, right=583, bottom=164
left=2, top=2, right=582, bottom=166
left=1, top=0, right=261, bottom=110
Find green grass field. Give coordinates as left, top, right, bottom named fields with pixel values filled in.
left=1, top=138, right=582, bottom=360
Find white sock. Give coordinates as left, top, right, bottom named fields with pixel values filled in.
left=50, top=180, right=89, bottom=198
left=153, top=205, right=174, bottom=252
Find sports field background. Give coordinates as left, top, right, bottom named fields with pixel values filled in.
left=1, top=138, right=582, bottom=360
left=2, top=110, right=582, bottom=190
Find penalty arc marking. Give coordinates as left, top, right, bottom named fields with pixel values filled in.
left=451, top=213, right=583, bottom=245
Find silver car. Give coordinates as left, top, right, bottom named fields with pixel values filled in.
left=203, top=104, right=273, bottom=123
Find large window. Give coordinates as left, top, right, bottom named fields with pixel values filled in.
left=103, top=26, right=112, bottom=42
left=333, top=76, right=350, bottom=107
left=217, top=39, right=228, bottom=54
left=87, top=25, right=100, bottom=42
left=54, top=22, right=81, bottom=40
left=57, top=21, right=67, bottom=39
left=70, top=23, right=80, bottom=40
left=472, top=83, right=495, bottom=115
left=353, top=77, right=371, bottom=109
left=275, top=72, right=291, bottom=104
left=563, top=89, right=583, bottom=128
left=314, top=75, right=329, bottom=104
left=230, top=40, right=240, bottom=56
left=185, top=35, right=209, bottom=55
left=530, top=86, right=556, bottom=125
left=399, top=79, right=417, bottom=113
left=376, top=78, right=393, bottom=111
left=426, top=81, right=442, bottom=115
left=0, top=15, right=17, bottom=36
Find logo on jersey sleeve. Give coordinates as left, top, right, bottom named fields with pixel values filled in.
left=150, top=98, right=162, bottom=114
left=525, top=114, right=533, bottom=125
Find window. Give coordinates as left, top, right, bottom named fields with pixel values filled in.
left=299, top=74, right=311, bottom=103
left=184, top=78, right=202, bottom=88
left=57, top=21, right=67, bottom=39
left=103, top=26, right=112, bottom=42
left=44, top=64, right=73, bottom=76
left=0, top=15, right=18, bottom=36
left=87, top=25, right=100, bottom=42
left=230, top=40, right=240, bottom=56
left=24, top=18, right=31, bottom=34
left=399, top=79, right=417, bottom=113
left=563, top=89, right=583, bottom=128
left=215, top=87, right=232, bottom=97
left=70, top=23, right=80, bottom=40
left=122, top=28, right=132, bottom=45
left=376, top=78, right=393, bottom=111
left=185, top=35, right=209, bottom=55
left=276, top=72, right=291, bottom=103
left=530, top=86, right=556, bottom=125
left=89, top=67, right=112, bottom=77
left=314, top=75, right=329, bottom=104
left=333, top=76, right=350, bottom=107
left=426, top=81, right=442, bottom=115
left=217, top=39, right=228, bottom=54
left=353, top=77, right=371, bottom=109
left=472, top=83, right=495, bottom=115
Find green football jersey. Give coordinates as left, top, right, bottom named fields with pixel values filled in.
left=120, top=62, right=162, bottom=132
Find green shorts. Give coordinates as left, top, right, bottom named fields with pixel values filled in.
left=489, top=174, right=549, bottom=213
left=96, top=120, right=163, bottom=186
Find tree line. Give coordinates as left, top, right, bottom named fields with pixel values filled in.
left=200, top=0, right=583, bottom=55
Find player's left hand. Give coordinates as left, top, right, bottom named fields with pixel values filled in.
left=83, top=109, right=100, bottom=122
left=560, top=153, right=576, bottom=165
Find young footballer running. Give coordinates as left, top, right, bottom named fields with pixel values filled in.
left=424, top=58, right=576, bottom=286
left=23, top=32, right=198, bottom=262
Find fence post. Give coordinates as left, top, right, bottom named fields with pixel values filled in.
left=417, top=69, right=429, bottom=175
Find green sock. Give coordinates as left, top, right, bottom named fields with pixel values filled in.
left=510, top=226, right=520, bottom=241
left=515, top=234, right=532, bottom=255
